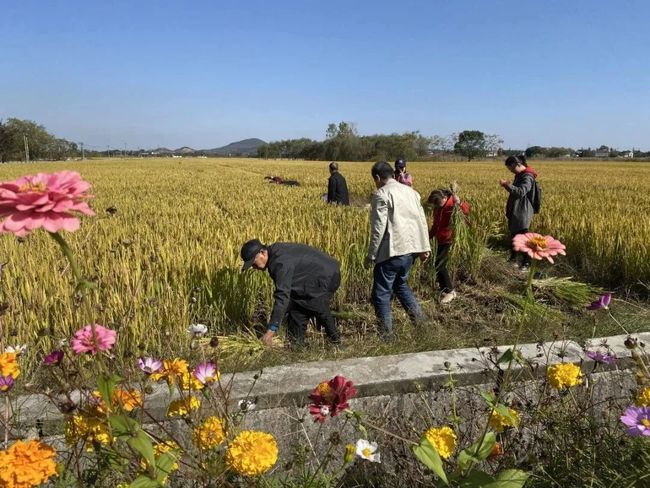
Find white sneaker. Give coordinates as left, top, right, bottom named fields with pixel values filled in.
left=441, top=291, right=457, bottom=304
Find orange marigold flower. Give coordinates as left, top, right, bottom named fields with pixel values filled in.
left=0, top=439, right=57, bottom=488
left=193, top=416, right=226, bottom=450
left=150, top=359, right=189, bottom=386
left=0, top=353, right=20, bottom=379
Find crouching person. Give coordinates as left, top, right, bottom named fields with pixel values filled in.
left=240, top=239, right=342, bottom=347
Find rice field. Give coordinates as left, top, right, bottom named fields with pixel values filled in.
left=0, top=158, right=649, bottom=357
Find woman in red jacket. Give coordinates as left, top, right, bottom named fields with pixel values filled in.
left=427, top=189, right=470, bottom=304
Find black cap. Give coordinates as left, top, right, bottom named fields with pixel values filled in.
left=395, top=159, right=406, bottom=169
left=240, top=239, right=264, bottom=271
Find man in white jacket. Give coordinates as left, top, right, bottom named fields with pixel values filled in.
left=366, top=161, right=431, bottom=339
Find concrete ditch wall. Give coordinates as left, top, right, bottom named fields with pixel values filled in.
left=13, top=332, right=646, bottom=457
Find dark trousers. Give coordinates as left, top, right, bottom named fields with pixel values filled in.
left=371, top=254, right=424, bottom=336
left=510, top=229, right=532, bottom=267
left=286, top=294, right=340, bottom=345
left=435, top=243, right=453, bottom=294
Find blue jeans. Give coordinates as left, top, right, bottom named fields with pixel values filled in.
left=371, top=254, right=425, bottom=336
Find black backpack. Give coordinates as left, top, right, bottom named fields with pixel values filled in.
left=530, top=180, right=542, bottom=214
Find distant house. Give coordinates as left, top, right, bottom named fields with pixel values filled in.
left=621, top=150, right=634, bottom=158
left=595, top=147, right=610, bottom=158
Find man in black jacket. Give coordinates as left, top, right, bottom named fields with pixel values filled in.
left=326, top=162, right=350, bottom=205
left=240, top=239, right=342, bottom=347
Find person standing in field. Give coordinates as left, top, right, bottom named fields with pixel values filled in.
left=326, top=162, right=350, bottom=205
left=427, top=189, right=471, bottom=304
left=394, top=159, right=413, bottom=187
left=500, top=154, right=539, bottom=270
left=366, top=161, right=431, bottom=340
left=240, top=239, right=342, bottom=347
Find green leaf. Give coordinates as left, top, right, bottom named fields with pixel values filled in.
left=127, top=430, right=156, bottom=474
left=97, top=374, right=122, bottom=410
left=451, top=469, right=495, bottom=487
left=497, top=348, right=514, bottom=365
left=480, top=391, right=496, bottom=406
left=494, top=404, right=520, bottom=428
left=129, top=475, right=161, bottom=488
left=413, top=438, right=448, bottom=485
left=457, top=432, right=497, bottom=471
left=155, top=451, right=180, bottom=484
left=484, top=469, right=530, bottom=488
left=108, top=414, right=139, bottom=438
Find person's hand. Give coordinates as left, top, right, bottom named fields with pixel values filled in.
left=364, top=256, right=374, bottom=269
left=419, top=251, right=431, bottom=263
left=452, top=194, right=461, bottom=205
left=499, top=179, right=510, bottom=189
left=262, top=330, right=276, bottom=347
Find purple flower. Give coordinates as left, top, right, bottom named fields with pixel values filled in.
left=193, top=361, right=219, bottom=385
left=586, top=292, right=612, bottom=311
left=0, top=376, right=14, bottom=393
left=620, top=406, right=650, bottom=436
left=586, top=350, right=618, bottom=365
left=43, top=350, right=64, bottom=366
left=137, top=357, right=162, bottom=375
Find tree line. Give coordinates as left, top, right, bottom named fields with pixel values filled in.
left=0, top=118, right=82, bottom=163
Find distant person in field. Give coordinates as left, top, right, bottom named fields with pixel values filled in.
left=240, top=239, right=341, bottom=348
left=500, top=154, right=539, bottom=270
left=427, top=189, right=471, bottom=304
left=366, top=161, right=430, bottom=340
left=394, top=159, right=413, bottom=187
left=326, top=162, right=350, bottom=205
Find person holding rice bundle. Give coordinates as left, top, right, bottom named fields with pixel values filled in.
left=427, top=189, right=470, bottom=304
left=500, top=154, right=540, bottom=271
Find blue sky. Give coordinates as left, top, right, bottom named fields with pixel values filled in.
left=1, top=0, right=648, bottom=150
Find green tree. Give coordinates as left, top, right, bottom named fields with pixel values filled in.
left=454, top=130, right=487, bottom=161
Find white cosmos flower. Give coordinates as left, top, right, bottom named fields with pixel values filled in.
left=188, top=323, right=208, bottom=336
left=5, top=345, right=27, bottom=355
left=355, top=439, right=381, bottom=463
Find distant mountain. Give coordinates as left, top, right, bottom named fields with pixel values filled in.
left=203, top=138, right=266, bottom=156
left=175, top=146, right=195, bottom=154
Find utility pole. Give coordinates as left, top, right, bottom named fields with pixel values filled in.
left=23, top=135, right=30, bottom=163
left=123, top=143, right=126, bottom=158
left=80, top=142, right=85, bottom=160
left=107, top=145, right=110, bottom=158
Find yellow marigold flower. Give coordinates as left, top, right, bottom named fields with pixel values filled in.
left=150, top=359, right=189, bottom=386
left=140, top=441, right=180, bottom=472
left=91, top=388, right=143, bottom=414
left=167, top=396, right=201, bottom=417
left=0, top=439, right=57, bottom=488
left=225, top=431, right=278, bottom=477
left=193, top=416, right=226, bottom=450
left=178, top=371, right=204, bottom=391
left=489, top=408, right=520, bottom=433
left=635, top=387, right=650, bottom=407
left=423, top=426, right=457, bottom=460
left=547, top=363, right=583, bottom=390
left=65, top=413, right=112, bottom=450
left=0, top=352, right=20, bottom=379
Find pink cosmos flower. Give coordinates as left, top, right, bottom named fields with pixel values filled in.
left=43, top=350, right=64, bottom=366
left=512, top=233, right=566, bottom=264
left=193, top=361, right=219, bottom=385
left=620, top=406, right=650, bottom=436
left=71, top=324, right=117, bottom=355
left=587, top=292, right=612, bottom=311
left=0, top=171, right=94, bottom=237
left=137, top=357, right=163, bottom=375
left=586, top=350, right=617, bottom=365
left=0, top=376, right=14, bottom=393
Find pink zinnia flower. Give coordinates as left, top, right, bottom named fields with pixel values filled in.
left=620, top=406, right=650, bottom=436
left=71, top=324, right=116, bottom=355
left=137, top=357, right=162, bottom=375
left=43, top=350, right=64, bottom=366
left=512, top=233, right=566, bottom=264
left=193, top=362, right=219, bottom=385
left=0, top=376, right=14, bottom=393
left=0, top=171, right=94, bottom=237
left=586, top=292, right=612, bottom=311
left=309, top=375, right=357, bottom=423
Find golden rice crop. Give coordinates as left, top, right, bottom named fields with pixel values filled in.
left=0, top=158, right=648, bottom=356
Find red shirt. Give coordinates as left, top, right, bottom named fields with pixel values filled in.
left=429, top=197, right=471, bottom=244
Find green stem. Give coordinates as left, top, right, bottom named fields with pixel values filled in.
left=48, top=232, right=83, bottom=284
left=525, top=260, right=538, bottom=301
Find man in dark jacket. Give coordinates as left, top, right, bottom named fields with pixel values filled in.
left=240, top=239, right=342, bottom=347
left=326, top=162, right=350, bottom=205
